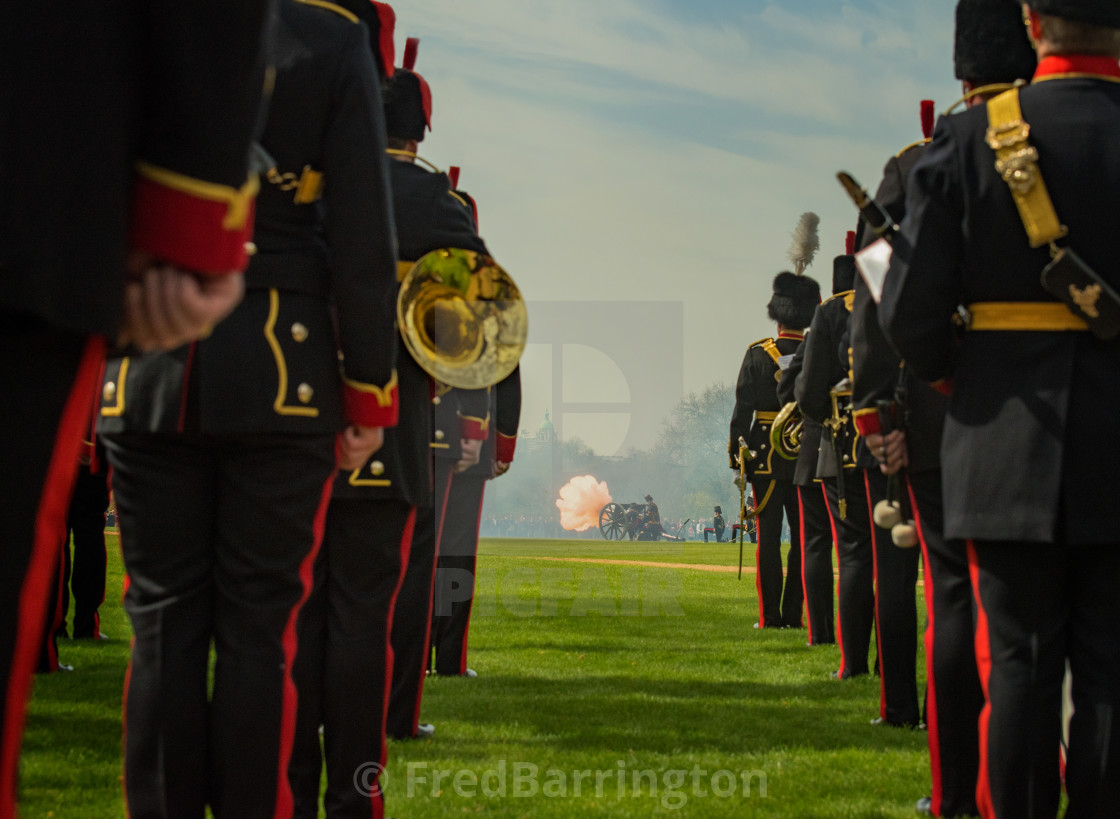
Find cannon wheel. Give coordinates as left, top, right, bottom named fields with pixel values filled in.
left=599, top=503, right=628, bottom=540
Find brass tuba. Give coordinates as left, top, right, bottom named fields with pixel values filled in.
left=770, top=401, right=803, bottom=460
left=397, top=248, right=528, bottom=389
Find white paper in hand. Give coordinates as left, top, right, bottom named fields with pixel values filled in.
left=855, top=239, right=893, bottom=304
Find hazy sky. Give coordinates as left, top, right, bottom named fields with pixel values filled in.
left=400, top=0, right=964, bottom=454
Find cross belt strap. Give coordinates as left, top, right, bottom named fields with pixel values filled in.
left=985, top=89, right=1067, bottom=249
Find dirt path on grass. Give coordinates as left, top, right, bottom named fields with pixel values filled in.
left=519, top=556, right=752, bottom=573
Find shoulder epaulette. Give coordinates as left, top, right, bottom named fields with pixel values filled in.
left=749, top=337, right=782, bottom=366
left=894, top=138, right=931, bottom=159
left=294, top=0, right=358, bottom=22
left=822, top=290, right=855, bottom=313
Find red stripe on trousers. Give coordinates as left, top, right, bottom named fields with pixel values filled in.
left=374, top=507, right=416, bottom=819
left=458, top=483, right=488, bottom=674
left=865, top=472, right=886, bottom=720
left=412, top=469, right=454, bottom=733
left=967, top=541, right=995, bottom=819
left=908, top=478, right=942, bottom=816
left=122, top=636, right=135, bottom=818
left=797, top=487, right=812, bottom=645
left=751, top=481, right=765, bottom=628
left=1, top=336, right=105, bottom=818
left=822, top=482, right=846, bottom=677
left=273, top=466, right=336, bottom=819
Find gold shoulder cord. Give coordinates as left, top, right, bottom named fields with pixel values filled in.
left=758, top=340, right=782, bottom=366
left=985, top=88, right=1067, bottom=250
left=969, top=89, right=1089, bottom=331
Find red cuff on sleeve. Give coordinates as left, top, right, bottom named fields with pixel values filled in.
left=460, top=414, right=490, bottom=441
left=131, top=163, right=259, bottom=273
left=496, top=432, right=517, bottom=463
left=853, top=408, right=882, bottom=437
left=342, top=372, right=399, bottom=428
left=931, top=378, right=953, bottom=396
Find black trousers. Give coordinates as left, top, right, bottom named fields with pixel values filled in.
left=0, top=324, right=103, bottom=818
left=908, top=469, right=981, bottom=819
left=105, top=431, right=336, bottom=819
left=798, top=483, right=835, bottom=645
left=824, top=474, right=875, bottom=678
left=865, top=469, right=920, bottom=726
left=969, top=540, right=1120, bottom=819
left=431, top=473, right=487, bottom=676
left=387, top=459, right=452, bottom=739
left=750, top=478, right=802, bottom=628
left=62, top=466, right=110, bottom=638
left=43, top=465, right=110, bottom=669
left=290, top=498, right=414, bottom=819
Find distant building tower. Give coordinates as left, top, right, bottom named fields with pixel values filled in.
left=521, top=410, right=557, bottom=446
left=538, top=411, right=555, bottom=443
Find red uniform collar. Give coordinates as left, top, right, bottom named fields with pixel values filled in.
left=777, top=331, right=803, bottom=341
left=1034, top=55, right=1120, bottom=82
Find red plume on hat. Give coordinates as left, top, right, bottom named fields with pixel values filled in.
left=920, top=100, right=935, bottom=139
left=403, top=38, right=432, bottom=131
left=383, top=36, right=432, bottom=140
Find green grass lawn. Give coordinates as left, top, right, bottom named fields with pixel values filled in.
left=20, top=536, right=930, bottom=817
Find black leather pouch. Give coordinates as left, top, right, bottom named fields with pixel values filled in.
left=1041, top=247, right=1120, bottom=340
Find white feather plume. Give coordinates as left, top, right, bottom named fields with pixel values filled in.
left=787, top=212, right=820, bottom=275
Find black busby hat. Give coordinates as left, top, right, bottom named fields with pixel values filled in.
left=768, top=272, right=821, bottom=330
left=644, top=494, right=653, bottom=501
left=954, top=0, right=1039, bottom=82
left=332, top=0, right=397, bottom=80
left=383, top=38, right=432, bottom=141
left=832, top=255, right=857, bottom=295
left=1026, top=0, right=1120, bottom=28
left=714, top=505, right=722, bottom=513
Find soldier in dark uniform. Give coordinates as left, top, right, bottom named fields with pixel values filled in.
left=794, top=257, right=875, bottom=677
left=0, top=5, right=273, bottom=816
left=278, top=3, right=404, bottom=817
left=704, top=506, right=727, bottom=542
left=834, top=233, right=923, bottom=726
left=99, top=1, right=400, bottom=815
left=379, top=40, right=493, bottom=741
left=730, top=272, right=820, bottom=629
left=851, top=3, right=1036, bottom=812
left=640, top=494, right=665, bottom=540
left=778, top=338, right=835, bottom=646
left=431, top=367, right=522, bottom=677
left=880, top=3, right=1120, bottom=815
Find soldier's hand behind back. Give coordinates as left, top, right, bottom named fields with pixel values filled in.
left=338, top=425, right=384, bottom=470
left=456, top=438, right=482, bottom=472
left=120, top=257, right=245, bottom=351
